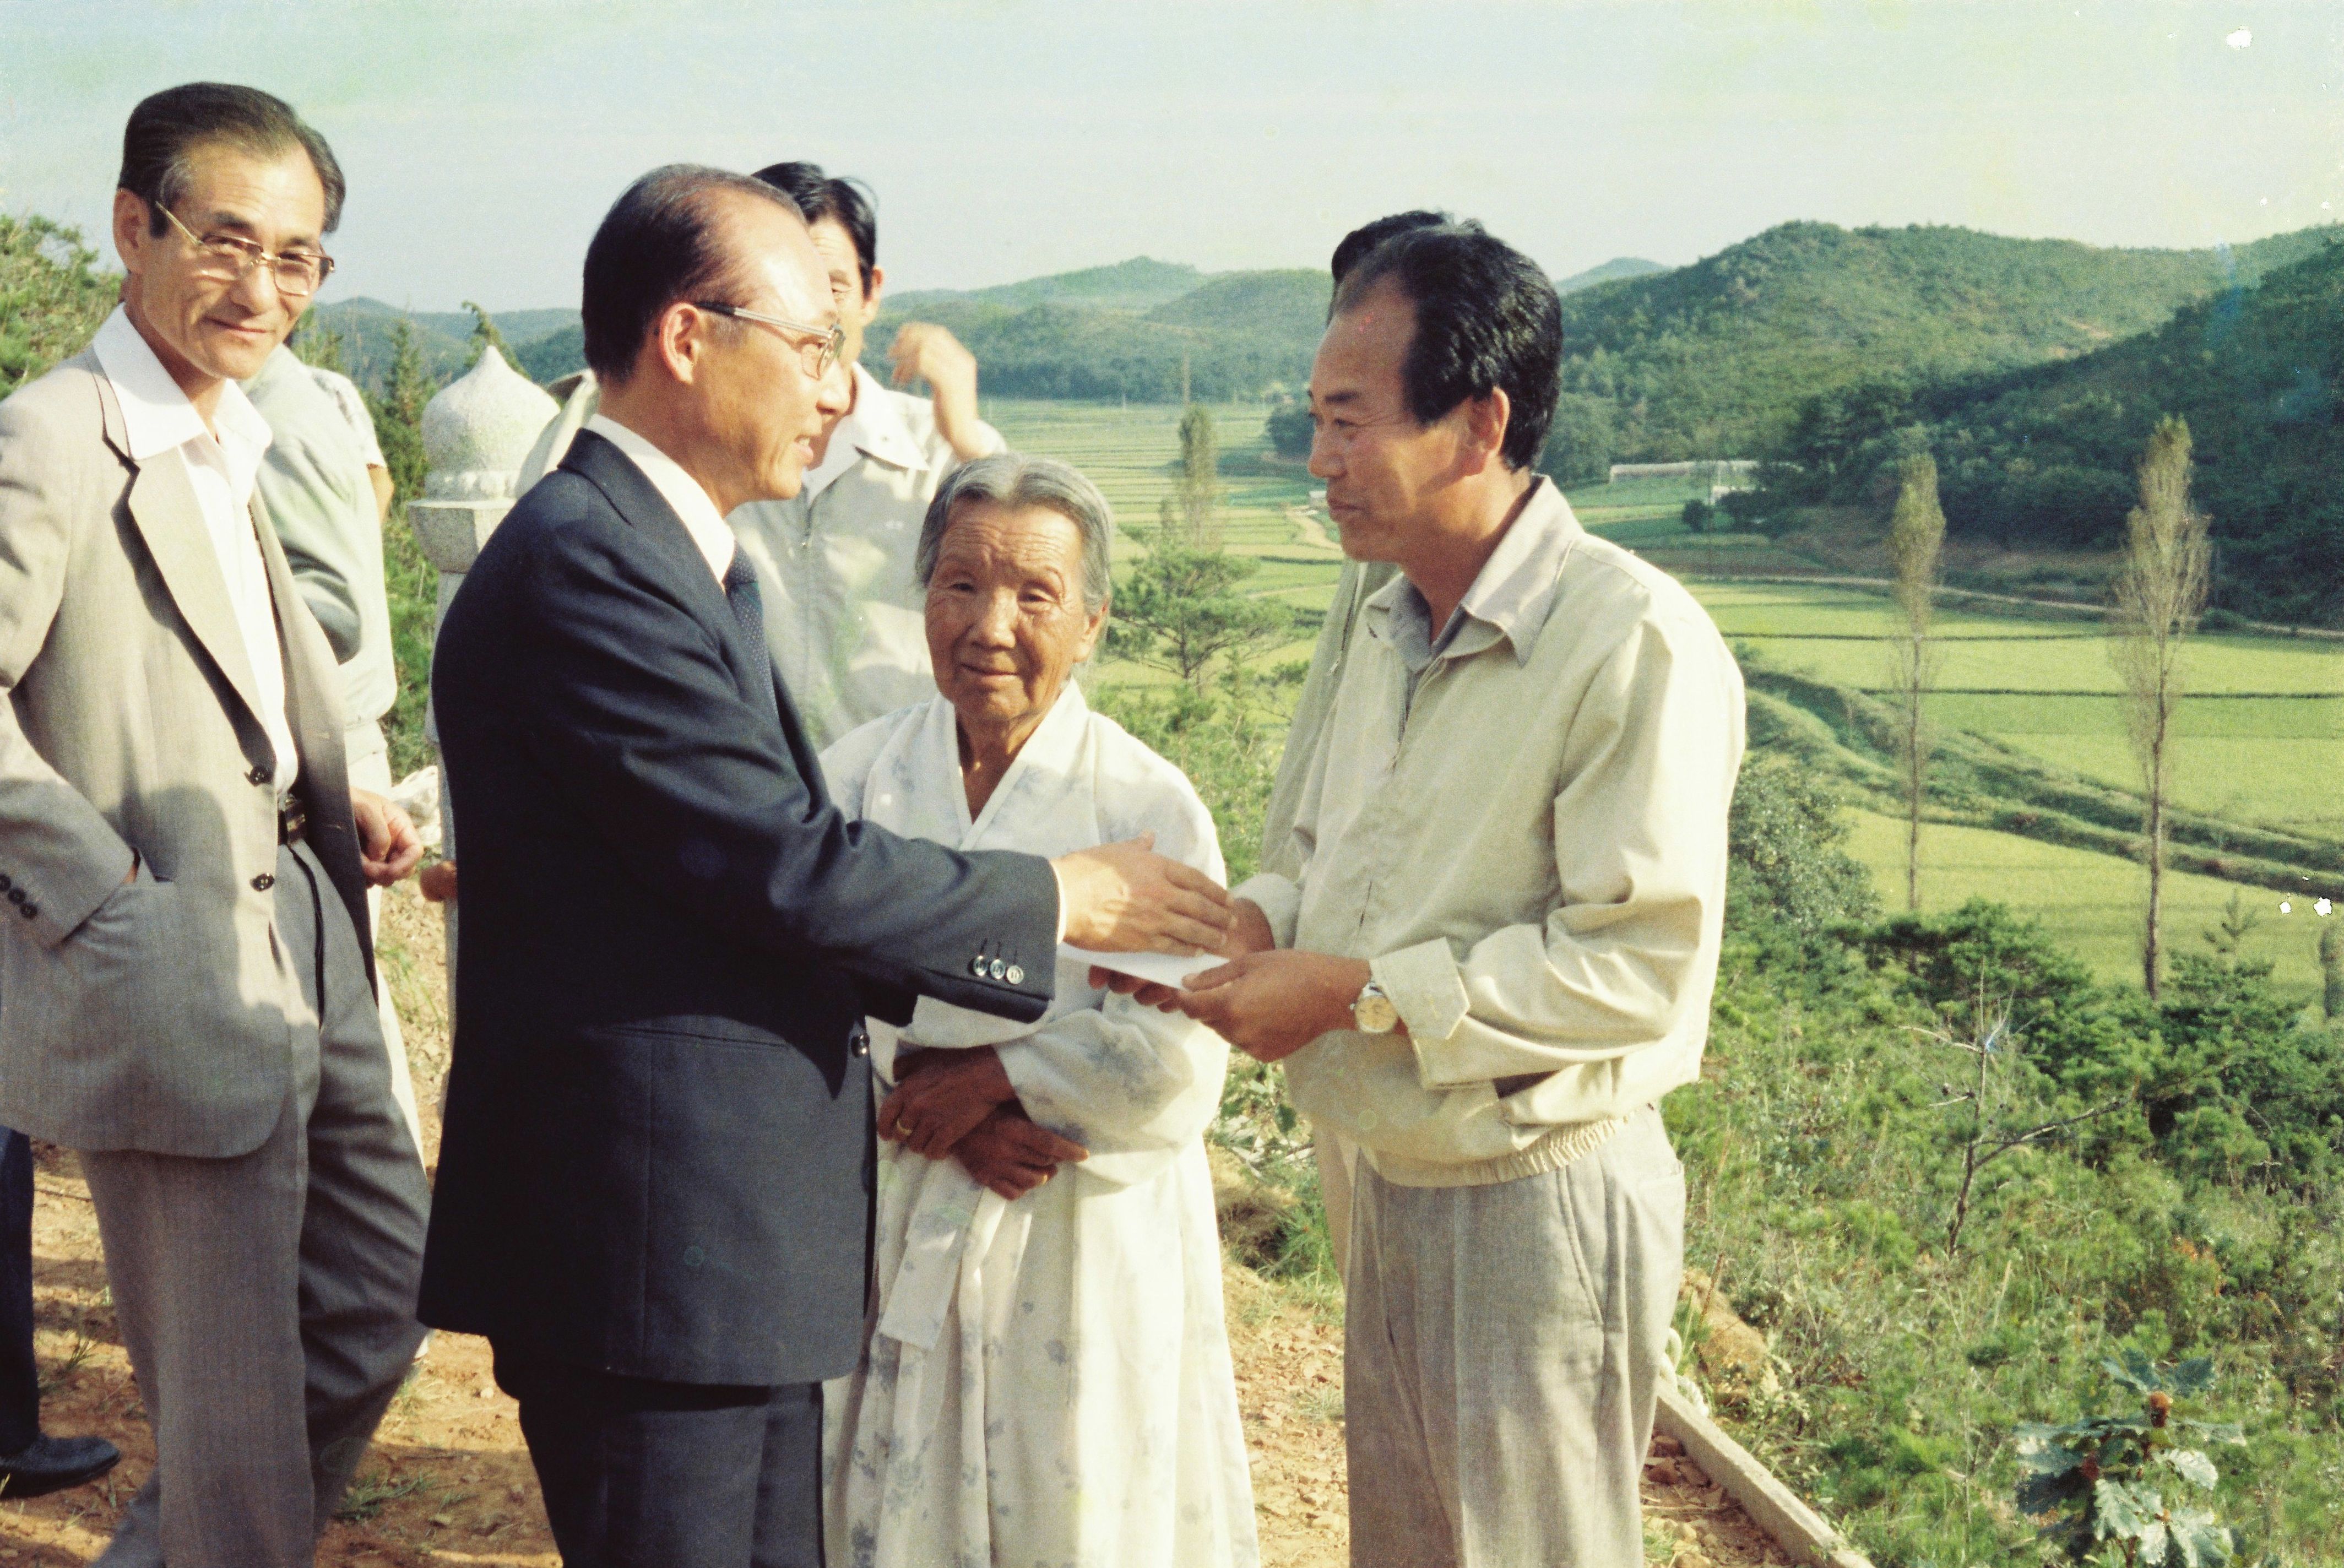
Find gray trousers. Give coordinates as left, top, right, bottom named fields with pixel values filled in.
left=1344, top=1107, right=1685, bottom=1568
left=81, top=840, right=431, bottom=1568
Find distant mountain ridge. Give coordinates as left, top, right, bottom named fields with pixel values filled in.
left=1542, top=220, right=2340, bottom=470
left=1555, top=256, right=1666, bottom=294
left=303, top=223, right=2344, bottom=554
left=888, top=257, right=1206, bottom=315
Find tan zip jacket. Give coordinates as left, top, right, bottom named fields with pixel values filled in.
left=1236, top=479, right=1746, bottom=1187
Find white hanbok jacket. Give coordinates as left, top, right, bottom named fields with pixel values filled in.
left=818, top=684, right=1259, bottom=1568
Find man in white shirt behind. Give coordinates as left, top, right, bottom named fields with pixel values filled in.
left=728, top=161, right=1003, bottom=749
left=245, top=343, right=421, bottom=1149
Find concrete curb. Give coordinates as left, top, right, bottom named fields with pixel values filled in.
left=1653, top=1386, right=1874, bottom=1568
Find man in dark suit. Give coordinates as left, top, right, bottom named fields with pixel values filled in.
left=419, top=165, right=1231, bottom=1568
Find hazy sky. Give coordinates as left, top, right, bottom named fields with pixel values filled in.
left=3, top=1, right=2337, bottom=313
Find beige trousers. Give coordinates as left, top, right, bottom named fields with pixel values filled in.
left=1343, top=1107, right=1685, bottom=1568
left=344, top=717, right=420, bottom=1155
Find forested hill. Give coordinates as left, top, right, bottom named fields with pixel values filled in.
left=1900, top=236, right=2344, bottom=625
left=886, top=256, right=1206, bottom=314
left=861, top=253, right=1664, bottom=404
left=1543, top=220, right=2337, bottom=471
left=875, top=268, right=1330, bottom=402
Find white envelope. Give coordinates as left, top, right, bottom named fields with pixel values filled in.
left=1061, top=945, right=1219, bottom=990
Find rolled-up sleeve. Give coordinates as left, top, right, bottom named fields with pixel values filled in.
left=1392, top=615, right=1741, bottom=1089
left=1231, top=871, right=1301, bottom=950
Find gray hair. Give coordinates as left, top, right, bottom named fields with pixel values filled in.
left=915, top=453, right=1116, bottom=612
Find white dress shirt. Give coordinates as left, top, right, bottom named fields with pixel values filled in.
left=584, top=414, right=735, bottom=583
left=90, top=307, right=299, bottom=793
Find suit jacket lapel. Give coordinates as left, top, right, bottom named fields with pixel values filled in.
left=101, top=375, right=272, bottom=739
left=563, top=431, right=783, bottom=712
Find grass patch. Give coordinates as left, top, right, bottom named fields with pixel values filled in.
left=334, top=1467, right=432, bottom=1523
left=1845, top=809, right=2331, bottom=996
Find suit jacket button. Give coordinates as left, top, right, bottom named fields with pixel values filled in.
left=247, top=766, right=269, bottom=786
left=17, top=904, right=32, bottom=920
left=849, top=1030, right=870, bottom=1058
left=4, top=888, right=20, bottom=904
left=0, top=873, right=12, bottom=892
left=1006, top=964, right=1024, bottom=985
left=682, top=1245, right=706, bottom=1268
left=970, top=956, right=988, bottom=977
left=988, top=958, right=1006, bottom=980
left=252, top=873, right=275, bottom=892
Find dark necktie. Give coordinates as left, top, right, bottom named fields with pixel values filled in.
left=721, top=553, right=780, bottom=724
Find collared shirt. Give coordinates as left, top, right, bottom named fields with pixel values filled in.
left=1237, top=478, right=1748, bottom=1188
left=797, top=362, right=914, bottom=503
left=90, top=307, right=300, bottom=793
left=584, top=414, right=736, bottom=584
left=727, top=364, right=1002, bottom=750
left=1370, top=484, right=1575, bottom=711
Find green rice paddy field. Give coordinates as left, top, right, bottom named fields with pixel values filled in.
left=986, top=398, right=2344, bottom=993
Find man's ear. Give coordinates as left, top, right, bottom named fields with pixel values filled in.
left=112, top=189, right=154, bottom=277
left=652, top=301, right=711, bottom=386
left=858, top=263, right=886, bottom=327
left=1460, top=388, right=1513, bottom=475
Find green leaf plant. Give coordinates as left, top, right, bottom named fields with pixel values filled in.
left=2014, top=1351, right=2244, bottom=1568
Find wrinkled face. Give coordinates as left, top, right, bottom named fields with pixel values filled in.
left=694, top=194, right=854, bottom=502
left=1306, top=281, right=1471, bottom=562
left=112, top=140, right=325, bottom=389
left=925, top=499, right=1105, bottom=742
left=807, top=216, right=882, bottom=372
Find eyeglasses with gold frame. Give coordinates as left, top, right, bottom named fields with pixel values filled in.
left=155, top=202, right=335, bottom=300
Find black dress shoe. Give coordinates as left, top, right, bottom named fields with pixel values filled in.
left=0, top=1433, right=122, bottom=1499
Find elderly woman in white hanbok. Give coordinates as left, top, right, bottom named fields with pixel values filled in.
left=818, top=454, right=1258, bottom=1568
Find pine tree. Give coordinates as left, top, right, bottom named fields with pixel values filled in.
left=462, top=301, right=511, bottom=368
left=2109, top=416, right=2211, bottom=997
left=289, top=317, right=350, bottom=375
left=1885, top=453, right=1945, bottom=911
left=376, top=319, right=432, bottom=504
left=1109, top=529, right=1288, bottom=693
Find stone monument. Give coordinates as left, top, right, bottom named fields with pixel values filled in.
left=405, top=346, right=561, bottom=989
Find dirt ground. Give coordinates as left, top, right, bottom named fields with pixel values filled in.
left=0, top=885, right=1779, bottom=1567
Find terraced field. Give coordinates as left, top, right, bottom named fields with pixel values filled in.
left=1707, top=582, right=2344, bottom=840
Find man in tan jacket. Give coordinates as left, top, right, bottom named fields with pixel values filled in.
left=0, top=83, right=427, bottom=1566
left=1135, top=223, right=1746, bottom=1565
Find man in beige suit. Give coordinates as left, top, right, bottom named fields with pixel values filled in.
left=0, top=83, right=428, bottom=1566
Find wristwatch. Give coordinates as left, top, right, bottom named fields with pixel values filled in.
left=1352, top=979, right=1400, bottom=1034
